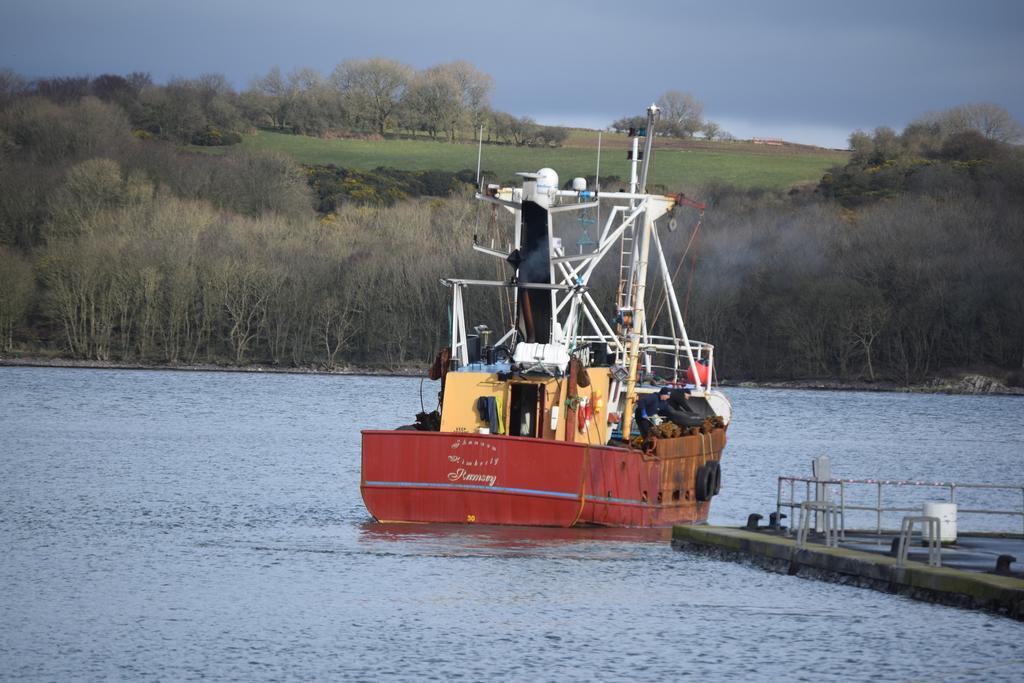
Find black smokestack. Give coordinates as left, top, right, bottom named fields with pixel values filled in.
left=517, top=200, right=552, bottom=343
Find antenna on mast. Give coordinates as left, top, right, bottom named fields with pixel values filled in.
left=638, top=103, right=659, bottom=193
left=476, top=124, right=484, bottom=188
left=595, top=130, right=602, bottom=254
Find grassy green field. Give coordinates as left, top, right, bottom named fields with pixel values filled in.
left=237, top=130, right=849, bottom=190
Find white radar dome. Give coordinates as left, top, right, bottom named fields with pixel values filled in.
left=536, top=168, right=559, bottom=193
left=571, top=177, right=587, bottom=191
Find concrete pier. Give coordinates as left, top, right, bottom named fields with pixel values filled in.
left=672, top=525, right=1024, bottom=620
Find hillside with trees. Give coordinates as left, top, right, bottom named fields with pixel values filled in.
left=0, top=64, right=1022, bottom=387
left=0, top=60, right=568, bottom=148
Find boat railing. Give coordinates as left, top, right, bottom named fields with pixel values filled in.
left=575, top=334, right=715, bottom=391
left=776, top=476, right=1024, bottom=536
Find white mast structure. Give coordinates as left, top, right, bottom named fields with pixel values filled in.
left=446, top=105, right=715, bottom=440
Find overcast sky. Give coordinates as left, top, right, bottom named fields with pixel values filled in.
left=2, top=0, right=1022, bottom=148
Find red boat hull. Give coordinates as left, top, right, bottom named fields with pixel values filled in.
left=360, top=429, right=727, bottom=528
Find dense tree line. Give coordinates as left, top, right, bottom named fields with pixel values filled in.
left=0, top=61, right=568, bottom=148
left=681, top=190, right=1023, bottom=383
left=678, top=112, right=1024, bottom=383
left=0, top=91, right=497, bottom=367
left=0, top=87, right=1021, bottom=383
left=822, top=107, right=1022, bottom=207
left=0, top=96, right=311, bottom=249
left=3, top=184, right=495, bottom=368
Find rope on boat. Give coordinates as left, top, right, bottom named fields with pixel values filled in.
left=649, top=209, right=703, bottom=332
left=681, top=212, right=704, bottom=322
left=571, top=446, right=590, bottom=527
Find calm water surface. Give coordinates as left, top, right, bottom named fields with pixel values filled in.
left=1, top=368, right=1022, bottom=681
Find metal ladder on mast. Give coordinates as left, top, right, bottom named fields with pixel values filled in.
left=616, top=223, right=635, bottom=311
left=617, top=126, right=647, bottom=314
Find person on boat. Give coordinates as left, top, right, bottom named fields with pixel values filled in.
left=634, top=387, right=671, bottom=437
left=664, top=387, right=704, bottom=429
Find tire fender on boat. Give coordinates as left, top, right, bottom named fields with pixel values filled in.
left=695, top=464, right=712, bottom=502
left=707, top=460, right=721, bottom=496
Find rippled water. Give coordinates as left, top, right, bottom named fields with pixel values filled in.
left=1, top=368, right=1022, bottom=681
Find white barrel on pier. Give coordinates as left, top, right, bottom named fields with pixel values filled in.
left=922, top=501, right=958, bottom=542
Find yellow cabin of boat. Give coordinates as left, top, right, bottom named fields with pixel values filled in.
left=439, top=369, right=613, bottom=445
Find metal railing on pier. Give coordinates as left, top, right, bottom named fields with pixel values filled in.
left=777, top=476, right=1024, bottom=537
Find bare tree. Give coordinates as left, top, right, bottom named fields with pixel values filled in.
left=216, top=149, right=312, bottom=218
left=701, top=120, right=721, bottom=140
left=956, top=103, right=1022, bottom=143
left=315, top=291, right=359, bottom=369
left=657, top=90, right=704, bottom=138
left=0, top=68, right=26, bottom=107
left=48, top=158, right=128, bottom=238
left=332, top=58, right=413, bottom=136
left=917, top=103, right=1022, bottom=144
left=215, top=250, right=279, bottom=364
left=0, top=247, right=33, bottom=351
left=849, top=297, right=889, bottom=381
left=250, top=67, right=297, bottom=130
left=400, top=66, right=462, bottom=140
left=444, top=60, right=493, bottom=130
left=398, top=62, right=493, bottom=140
